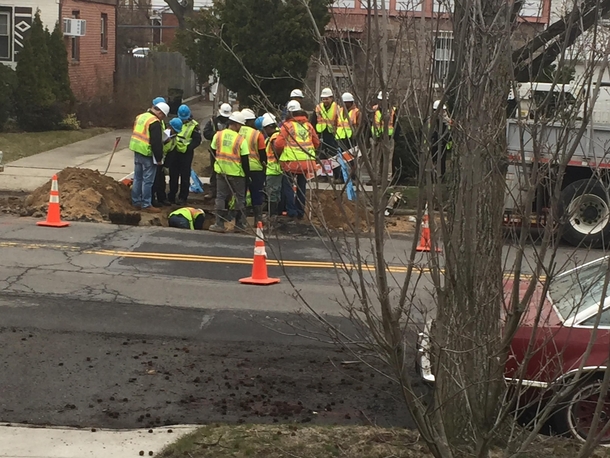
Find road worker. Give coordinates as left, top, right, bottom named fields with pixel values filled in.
left=334, top=92, right=361, bottom=184
left=129, top=100, right=169, bottom=213
left=240, top=108, right=267, bottom=224
left=429, top=100, right=453, bottom=179
left=168, top=207, right=205, bottom=230
left=167, top=104, right=201, bottom=205
left=153, top=117, right=183, bottom=207
left=262, top=113, right=282, bottom=221
left=203, top=103, right=233, bottom=199
left=310, top=87, right=339, bottom=180
left=370, top=91, right=400, bottom=184
left=208, top=111, right=250, bottom=233
left=276, top=101, right=320, bottom=219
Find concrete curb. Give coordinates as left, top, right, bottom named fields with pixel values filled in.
left=0, top=423, right=198, bottom=458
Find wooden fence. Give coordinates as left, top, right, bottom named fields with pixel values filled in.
left=115, top=51, right=198, bottom=102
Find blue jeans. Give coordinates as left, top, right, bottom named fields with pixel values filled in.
left=132, top=152, right=157, bottom=208
left=282, top=173, right=307, bottom=218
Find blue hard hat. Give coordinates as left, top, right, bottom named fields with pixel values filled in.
left=152, top=96, right=166, bottom=105
left=169, top=117, right=183, bottom=132
left=177, top=104, right=191, bottom=121
left=254, top=116, right=264, bottom=131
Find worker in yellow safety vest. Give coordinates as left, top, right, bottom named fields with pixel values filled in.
left=168, top=104, right=202, bottom=205
left=310, top=87, right=339, bottom=181
left=276, top=100, right=320, bottom=219
left=239, top=108, right=267, bottom=224
left=168, top=207, right=206, bottom=230
left=334, top=92, right=361, bottom=184
left=261, top=113, right=282, bottom=220
left=208, top=111, right=250, bottom=233
left=129, top=100, right=169, bottom=213
left=369, top=91, right=401, bottom=185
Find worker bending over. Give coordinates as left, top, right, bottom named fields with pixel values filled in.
left=168, top=207, right=205, bottom=230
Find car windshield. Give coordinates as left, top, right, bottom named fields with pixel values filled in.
left=549, top=258, right=610, bottom=321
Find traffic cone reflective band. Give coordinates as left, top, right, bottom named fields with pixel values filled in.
left=416, top=204, right=440, bottom=252
left=37, top=174, right=70, bottom=228
left=239, top=222, right=280, bottom=286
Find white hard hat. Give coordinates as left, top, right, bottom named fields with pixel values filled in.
left=433, top=100, right=447, bottom=110
left=377, top=91, right=389, bottom=100
left=261, top=113, right=277, bottom=127
left=219, top=103, right=232, bottom=117
left=290, top=89, right=304, bottom=98
left=342, top=92, right=354, bottom=102
left=154, top=102, right=170, bottom=116
left=228, top=111, right=246, bottom=125
left=320, top=87, right=333, bottom=98
left=241, top=108, right=256, bottom=120
left=286, top=100, right=302, bottom=112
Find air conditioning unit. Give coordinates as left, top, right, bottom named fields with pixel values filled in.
left=63, top=18, right=86, bottom=36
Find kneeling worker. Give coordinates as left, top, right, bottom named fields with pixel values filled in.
left=168, top=207, right=205, bottom=230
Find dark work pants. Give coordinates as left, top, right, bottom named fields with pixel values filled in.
left=169, top=150, right=194, bottom=202
left=248, top=171, right=266, bottom=206
left=153, top=164, right=167, bottom=203
left=282, top=173, right=307, bottom=218
left=168, top=214, right=190, bottom=229
left=209, top=151, right=217, bottom=198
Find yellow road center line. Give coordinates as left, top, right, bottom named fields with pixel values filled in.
left=0, top=240, right=538, bottom=279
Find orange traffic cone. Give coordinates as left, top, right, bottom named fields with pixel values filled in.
left=37, top=174, right=70, bottom=228
left=416, top=204, right=440, bottom=252
left=240, top=222, right=280, bottom=285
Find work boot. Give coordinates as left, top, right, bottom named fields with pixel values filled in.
left=253, top=205, right=264, bottom=225
left=234, top=211, right=247, bottom=232
left=208, top=211, right=226, bottom=233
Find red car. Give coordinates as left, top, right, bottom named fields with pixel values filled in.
left=418, top=256, right=610, bottom=443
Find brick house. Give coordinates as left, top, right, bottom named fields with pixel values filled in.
left=307, top=0, right=553, bottom=102
left=0, top=0, right=117, bottom=100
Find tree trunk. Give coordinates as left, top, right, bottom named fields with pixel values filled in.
left=433, top=0, right=513, bottom=454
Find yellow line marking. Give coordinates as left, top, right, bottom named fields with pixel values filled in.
left=0, top=240, right=539, bottom=279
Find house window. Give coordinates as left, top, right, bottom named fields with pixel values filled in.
left=0, top=12, right=10, bottom=60
left=101, top=13, right=108, bottom=51
left=434, top=31, right=453, bottom=83
left=520, top=0, right=542, bottom=17
left=333, top=0, right=355, bottom=7
left=71, top=11, right=80, bottom=61
left=396, top=0, right=423, bottom=11
left=433, top=0, right=454, bottom=13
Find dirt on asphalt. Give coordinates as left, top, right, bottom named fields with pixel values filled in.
left=0, top=328, right=413, bottom=430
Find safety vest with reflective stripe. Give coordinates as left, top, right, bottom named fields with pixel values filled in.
left=335, top=107, right=360, bottom=140
left=168, top=207, right=204, bottom=230
left=239, top=125, right=264, bottom=172
left=212, top=129, right=247, bottom=177
left=280, top=120, right=316, bottom=162
left=176, top=119, right=199, bottom=154
left=315, top=102, right=338, bottom=134
left=265, top=130, right=282, bottom=176
left=129, top=112, right=158, bottom=156
left=371, top=107, right=396, bottom=138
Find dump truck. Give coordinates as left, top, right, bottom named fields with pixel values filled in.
left=504, top=82, right=610, bottom=247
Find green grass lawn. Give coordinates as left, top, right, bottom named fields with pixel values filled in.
left=0, top=128, right=110, bottom=164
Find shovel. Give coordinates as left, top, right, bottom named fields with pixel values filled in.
left=103, top=137, right=122, bottom=175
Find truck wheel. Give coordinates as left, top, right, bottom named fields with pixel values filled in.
left=559, top=179, right=610, bottom=248
left=552, top=380, right=610, bottom=444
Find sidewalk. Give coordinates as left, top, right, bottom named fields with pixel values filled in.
left=0, top=99, right=215, bottom=193
left=0, top=424, right=197, bottom=458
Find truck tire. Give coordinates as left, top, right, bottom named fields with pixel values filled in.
left=559, top=179, right=610, bottom=248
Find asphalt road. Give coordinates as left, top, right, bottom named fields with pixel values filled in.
left=0, top=215, right=607, bottom=430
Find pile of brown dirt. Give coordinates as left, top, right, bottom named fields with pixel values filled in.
left=305, top=189, right=414, bottom=234
left=25, top=167, right=135, bottom=223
